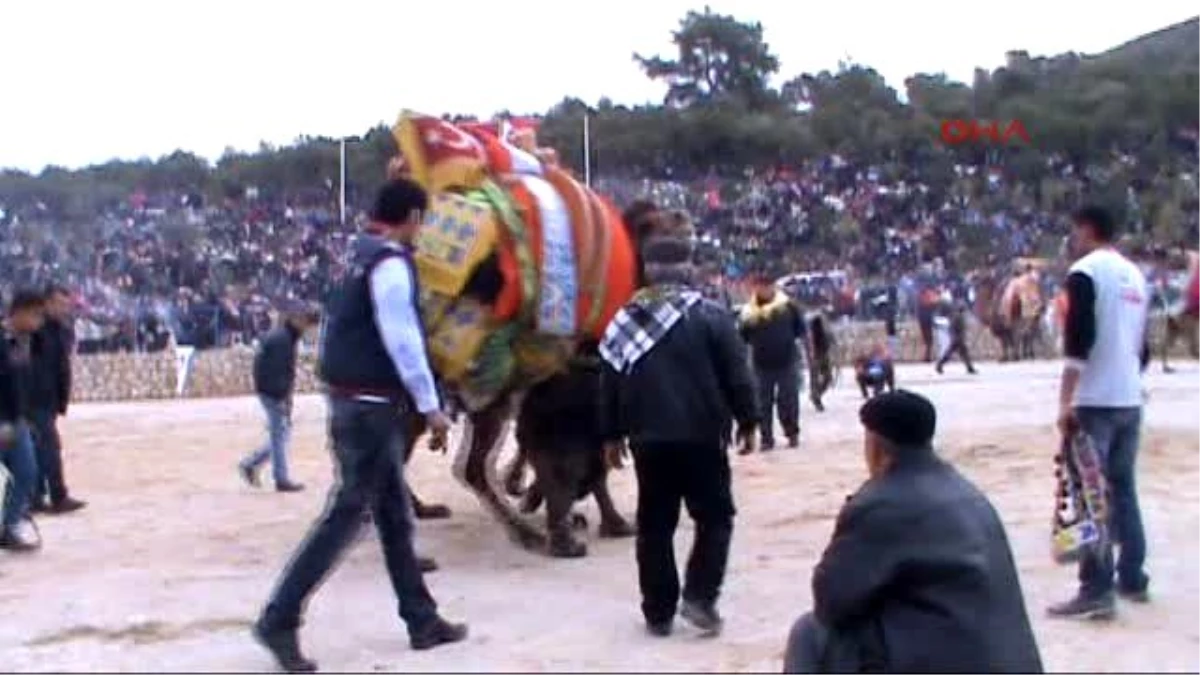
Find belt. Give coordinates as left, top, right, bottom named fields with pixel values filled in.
left=327, top=385, right=406, bottom=405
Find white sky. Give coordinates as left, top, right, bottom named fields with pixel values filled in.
left=1, top=0, right=1195, bottom=171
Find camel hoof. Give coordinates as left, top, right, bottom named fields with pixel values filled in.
left=599, top=517, right=636, bottom=539
left=570, top=512, right=589, bottom=530
left=549, top=535, right=588, bottom=558
left=415, top=503, right=453, bottom=520
left=510, top=525, right=547, bottom=551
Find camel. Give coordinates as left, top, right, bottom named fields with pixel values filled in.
left=1157, top=252, right=1199, bottom=372
left=974, top=267, right=1046, bottom=362
left=385, top=114, right=670, bottom=557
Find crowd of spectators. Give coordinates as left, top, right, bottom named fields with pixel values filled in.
left=1, top=152, right=1196, bottom=353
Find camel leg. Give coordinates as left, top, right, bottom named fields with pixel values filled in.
left=544, top=476, right=587, bottom=558
left=502, top=447, right=528, bottom=498
left=402, top=409, right=451, bottom=520
left=519, top=479, right=544, bottom=514
left=594, top=472, right=635, bottom=539
left=452, top=402, right=547, bottom=552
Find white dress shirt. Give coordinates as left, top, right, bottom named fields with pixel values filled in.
left=369, top=256, right=440, bottom=414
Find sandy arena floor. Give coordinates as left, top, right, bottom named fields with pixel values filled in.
left=1, top=360, right=1197, bottom=672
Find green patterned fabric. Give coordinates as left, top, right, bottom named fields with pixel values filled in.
left=477, top=180, right=538, bottom=323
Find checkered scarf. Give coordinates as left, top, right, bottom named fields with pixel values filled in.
left=599, top=285, right=702, bottom=373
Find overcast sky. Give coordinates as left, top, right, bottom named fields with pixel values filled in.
left=1, top=0, right=1194, bottom=171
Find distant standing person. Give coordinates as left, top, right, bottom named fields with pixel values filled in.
left=1049, top=205, right=1152, bottom=619
left=30, top=284, right=85, bottom=514
left=806, top=311, right=835, bottom=412
left=934, top=302, right=978, bottom=375
left=599, top=212, right=758, bottom=638
left=1, top=289, right=48, bottom=551
left=252, top=178, right=466, bottom=673
left=740, top=277, right=806, bottom=451
left=238, top=305, right=318, bottom=492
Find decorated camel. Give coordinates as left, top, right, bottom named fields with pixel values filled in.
left=1161, top=250, right=1200, bottom=370
left=384, top=113, right=670, bottom=557
left=973, top=265, right=1047, bottom=362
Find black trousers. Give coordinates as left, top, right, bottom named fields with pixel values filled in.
left=756, top=365, right=800, bottom=442
left=30, top=408, right=68, bottom=505
left=783, top=612, right=828, bottom=673
left=261, top=397, right=437, bottom=634
left=936, top=337, right=975, bottom=372
left=631, top=441, right=735, bottom=625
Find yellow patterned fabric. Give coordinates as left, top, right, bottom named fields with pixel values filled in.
left=422, top=294, right=494, bottom=383
left=413, top=192, right=499, bottom=297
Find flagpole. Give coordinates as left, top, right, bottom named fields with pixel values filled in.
left=583, top=113, right=592, bottom=188
left=339, top=138, right=347, bottom=226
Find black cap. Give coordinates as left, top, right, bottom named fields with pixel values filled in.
left=370, top=178, right=428, bottom=227
left=859, top=389, right=937, bottom=448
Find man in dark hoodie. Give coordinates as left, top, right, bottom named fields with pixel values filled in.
left=599, top=210, right=758, bottom=639
left=1, top=289, right=48, bottom=551
left=30, top=283, right=84, bottom=514
left=783, top=390, right=1042, bottom=673
left=238, top=305, right=318, bottom=492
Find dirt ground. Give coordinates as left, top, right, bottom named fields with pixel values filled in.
left=2, top=360, right=1197, bottom=673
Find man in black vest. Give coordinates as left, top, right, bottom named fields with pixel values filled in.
left=252, top=179, right=466, bottom=673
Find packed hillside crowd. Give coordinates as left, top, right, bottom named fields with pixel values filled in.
left=1, top=153, right=1196, bottom=353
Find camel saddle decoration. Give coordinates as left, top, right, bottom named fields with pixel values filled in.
left=392, top=112, right=637, bottom=411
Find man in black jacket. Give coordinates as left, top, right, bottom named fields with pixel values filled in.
left=1, top=289, right=48, bottom=551
left=740, top=277, right=806, bottom=450
left=783, top=390, right=1042, bottom=673
left=599, top=211, right=758, bottom=639
left=30, top=283, right=84, bottom=514
left=238, top=306, right=317, bottom=492
left=934, top=301, right=978, bottom=375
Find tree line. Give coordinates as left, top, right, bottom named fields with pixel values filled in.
left=2, top=9, right=1196, bottom=232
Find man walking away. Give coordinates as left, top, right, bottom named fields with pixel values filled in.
left=806, top=311, right=834, bottom=412
left=599, top=211, right=758, bottom=639
left=253, top=179, right=466, bottom=673
left=784, top=391, right=1042, bottom=673
left=1050, top=205, right=1152, bottom=620
left=30, top=283, right=84, bottom=514
left=740, top=277, right=806, bottom=450
left=935, top=301, right=978, bottom=375
left=1, top=289, right=48, bottom=551
left=239, top=305, right=318, bottom=492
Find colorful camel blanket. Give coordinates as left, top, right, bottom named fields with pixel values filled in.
left=395, top=113, right=636, bottom=410
left=599, top=286, right=701, bottom=374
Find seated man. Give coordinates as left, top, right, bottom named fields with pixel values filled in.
left=853, top=344, right=893, bottom=400
left=783, top=391, right=1042, bottom=674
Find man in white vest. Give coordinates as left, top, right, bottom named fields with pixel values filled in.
left=1050, top=205, right=1151, bottom=620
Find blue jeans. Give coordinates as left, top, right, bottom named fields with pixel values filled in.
left=1076, top=406, right=1148, bottom=597
left=240, top=395, right=291, bottom=484
left=2, top=423, right=39, bottom=531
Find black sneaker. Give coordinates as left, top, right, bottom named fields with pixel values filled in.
left=252, top=620, right=318, bottom=673
left=645, top=620, right=673, bottom=637
left=1117, top=585, right=1150, bottom=604
left=47, top=497, right=87, bottom=515
left=410, top=617, right=468, bottom=651
left=418, top=555, right=439, bottom=573
left=275, top=481, right=305, bottom=493
left=1046, top=593, right=1116, bottom=620
left=680, top=600, right=723, bottom=637
left=761, top=439, right=776, bottom=452
left=786, top=435, right=799, bottom=449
